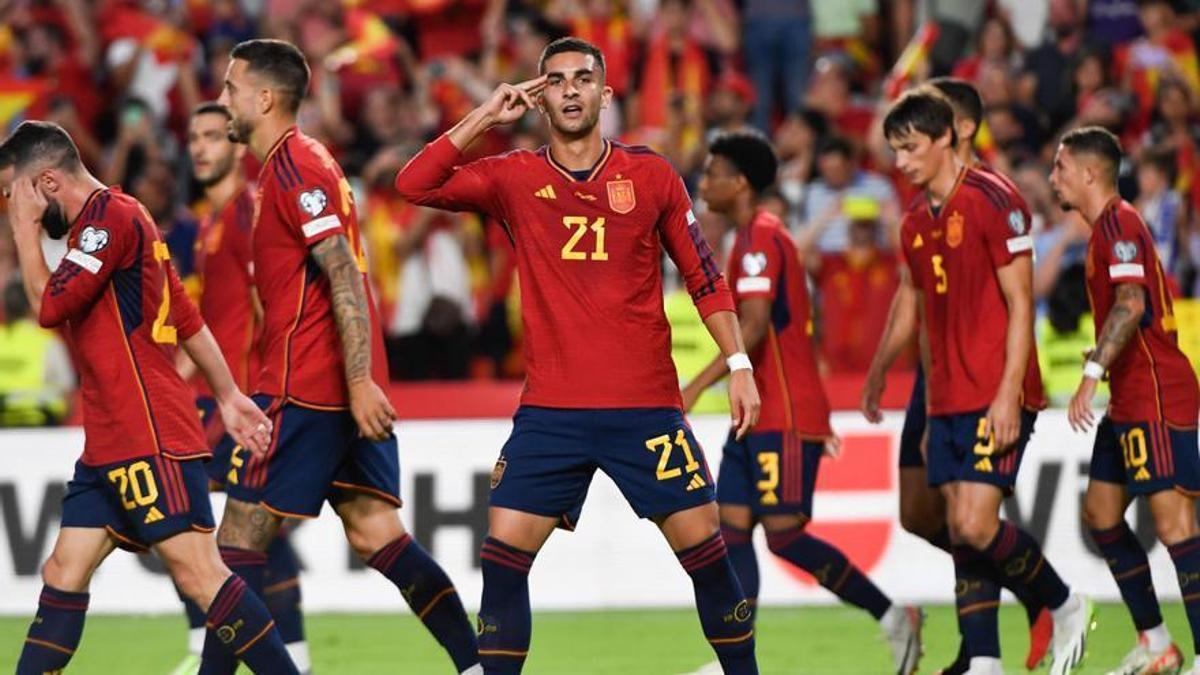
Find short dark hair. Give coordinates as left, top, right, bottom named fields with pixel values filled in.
left=816, top=135, right=854, bottom=160
left=192, top=101, right=231, bottom=121
left=0, top=120, right=82, bottom=174
left=1139, top=146, right=1177, bottom=184
left=1060, top=125, right=1122, bottom=184
left=538, top=37, right=606, bottom=77
left=230, top=39, right=310, bottom=114
left=927, top=77, right=983, bottom=138
left=883, top=90, right=958, bottom=147
left=710, top=130, right=778, bottom=194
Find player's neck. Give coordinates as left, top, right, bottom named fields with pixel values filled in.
left=730, top=195, right=757, bottom=229
left=926, top=155, right=964, bottom=207
left=63, top=173, right=107, bottom=225
left=1079, top=188, right=1119, bottom=225
left=250, top=117, right=296, bottom=162
left=205, top=172, right=244, bottom=213
left=547, top=131, right=605, bottom=171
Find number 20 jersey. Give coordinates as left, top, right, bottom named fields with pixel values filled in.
left=899, top=166, right=1046, bottom=416
left=395, top=136, right=735, bottom=409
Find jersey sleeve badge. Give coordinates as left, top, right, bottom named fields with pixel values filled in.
left=298, top=188, right=329, bottom=217
left=79, top=226, right=110, bottom=253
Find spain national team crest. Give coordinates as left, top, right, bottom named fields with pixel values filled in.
left=947, top=211, right=964, bottom=248
left=606, top=179, right=636, bottom=214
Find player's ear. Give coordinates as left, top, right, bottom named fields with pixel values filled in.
left=600, top=84, right=613, bottom=110
left=37, top=168, right=60, bottom=195
left=257, top=86, right=273, bottom=116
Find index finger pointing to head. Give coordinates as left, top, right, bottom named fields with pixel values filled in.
left=518, top=75, right=548, bottom=91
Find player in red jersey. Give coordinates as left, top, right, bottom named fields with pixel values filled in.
left=207, top=40, right=479, bottom=675
left=1, top=121, right=297, bottom=674
left=395, top=37, right=761, bottom=673
left=883, top=91, right=1093, bottom=675
left=162, top=102, right=310, bottom=673
left=681, top=130, right=924, bottom=674
left=1053, top=126, right=1200, bottom=674
left=862, top=78, right=1052, bottom=674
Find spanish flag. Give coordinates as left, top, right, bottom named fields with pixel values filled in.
left=883, top=23, right=940, bottom=101
left=0, top=79, right=48, bottom=134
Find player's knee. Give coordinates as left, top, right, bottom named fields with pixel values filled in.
left=1154, top=510, right=1199, bottom=547
left=41, top=551, right=88, bottom=593
left=951, top=508, right=997, bottom=550
left=1081, top=495, right=1121, bottom=531
left=343, top=511, right=404, bottom=560
left=899, top=503, right=935, bottom=539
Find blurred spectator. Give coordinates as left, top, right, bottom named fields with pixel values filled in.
left=1114, top=0, right=1200, bottom=137
left=1071, top=47, right=1110, bottom=117
left=1085, top=0, right=1143, bottom=47
left=1019, top=0, right=1089, bottom=140
left=742, top=0, right=811, bottom=131
left=668, top=210, right=730, bottom=412
left=1144, top=78, right=1200, bottom=213
left=133, top=157, right=200, bottom=280
left=952, top=15, right=1021, bottom=84
left=1014, top=161, right=1089, bottom=312
left=1135, top=147, right=1187, bottom=293
left=775, top=107, right=829, bottom=230
left=801, top=136, right=899, bottom=253
left=806, top=54, right=875, bottom=146
left=0, top=277, right=72, bottom=427
left=1037, top=263, right=1097, bottom=406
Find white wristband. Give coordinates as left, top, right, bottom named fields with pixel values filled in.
left=727, top=353, right=753, bottom=373
left=1083, top=360, right=1105, bottom=380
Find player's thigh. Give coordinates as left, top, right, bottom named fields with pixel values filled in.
left=488, top=506, right=560, bottom=553
left=489, top=407, right=596, bottom=525
left=155, top=529, right=229, bottom=609
left=216, top=496, right=284, bottom=552
left=41, top=527, right=117, bottom=592
left=597, top=408, right=716, bottom=521
left=333, top=491, right=406, bottom=560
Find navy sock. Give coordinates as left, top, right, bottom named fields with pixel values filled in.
left=1092, top=523, right=1162, bottom=631
left=369, top=533, right=478, bottom=672
left=199, top=547, right=267, bottom=675
left=16, top=585, right=88, bottom=675
left=983, top=521, right=1070, bottom=610
left=479, top=537, right=535, bottom=674
left=201, top=574, right=298, bottom=675
left=676, top=533, right=758, bottom=675
left=766, top=527, right=891, bottom=620
left=264, top=534, right=306, bottom=646
left=1168, top=535, right=1200, bottom=653
left=722, top=525, right=759, bottom=625
left=953, top=545, right=1001, bottom=658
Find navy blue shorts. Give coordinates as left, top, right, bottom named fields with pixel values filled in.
left=489, top=406, right=716, bottom=524
left=898, top=366, right=927, bottom=469
left=61, top=456, right=215, bottom=552
left=1089, top=417, right=1200, bottom=496
left=927, top=408, right=1037, bottom=490
left=717, top=430, right=822, bottom=517
left=197, top=397, right=239, bottom=486
left=224, top=395, right=402, bottom=518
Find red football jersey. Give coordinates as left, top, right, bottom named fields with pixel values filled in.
left=815, top=250, right=900, bottom=372
left=900, top=167, right=1047, bottom=416
left=1086, top=198, right=1198, bottom=426
left=40, top=188, right=208, bottom=465
left=396, top=135, right=735, bottom=409
left=727, top=210, right=832, bottom=437
left=193, top=185, right=258, bottom=396
left=253, top=127, right=389, bottom=408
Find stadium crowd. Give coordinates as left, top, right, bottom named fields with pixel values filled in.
left=0, top=0, right=1198, bottom=421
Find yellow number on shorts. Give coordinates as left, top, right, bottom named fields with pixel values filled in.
left=1120, top=428, right=1150, bottom=481
left=932, top=255, right=948, bottom=294
left=227, top=445, right=245, bottom=486
left=646, top=430, right=703, bottom=482
left=107, top=461, right=160, bottom=511
left=561, top=216, right=608, bottom=261
left=972, top=418, right=996, bottom=472
left=150, top=241, right=177, bottom=344
left=756, top=452, right=780, bottom=506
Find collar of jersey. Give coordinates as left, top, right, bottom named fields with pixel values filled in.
left=925, top=164, right=968, bottom=220
left=542, top=139, right=612, bottom=183
left=262, top=126, right=298, bottom=172
left=72, top=186, right=110, bottom=230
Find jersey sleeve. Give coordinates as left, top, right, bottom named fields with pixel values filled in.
left=167, top=258, right=204, bottom=340
left=39, top=215, right=133, bottom=328
left=731, top=230, right=782, bottom=302
left=278, top=161, right=353, bottom=248
left=393, top=135, right=504, bottom=217
left=980, top=193, right=1034, bottom=268
left=658, top=174, right=735, bottom=318
left=1102, top=211, right=1153, bottom=287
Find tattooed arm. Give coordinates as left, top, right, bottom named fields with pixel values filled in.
left=1068, top=283, right=1145, bottom=432
left=311, top=234, right=396, bottom=439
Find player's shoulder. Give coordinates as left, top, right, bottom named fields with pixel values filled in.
left=960, top=166, right=1021, bottom=209
left=86, top=188, right=148, bottom=230
left=900, top=192, right=927, bottom=228
left=608, top=140, right=678, bottom=177
left=748, top=209, right=788, bottom=241
left=1100, top=199, right=1150, bottom=241
left=276, top=130, right=343, bottom=182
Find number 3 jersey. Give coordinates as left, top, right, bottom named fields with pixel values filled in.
left=899, top=166, right=1046, bottom=416
left=1085, top=198, right=1198, bottom=426
left=253, top=127, right=389, bottom=409
left=39, top=187, right=208, bottom=465
left=396, top=135, right=735, bottom=409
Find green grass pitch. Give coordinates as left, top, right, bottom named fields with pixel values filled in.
left=0, top=603, right=1191, bottom=673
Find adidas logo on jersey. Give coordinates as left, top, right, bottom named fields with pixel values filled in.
left=686, top=473, right=707, bottom=492
left=144, top=506, right=164, bottom=524
left=535, top=185, right=557, bottom=199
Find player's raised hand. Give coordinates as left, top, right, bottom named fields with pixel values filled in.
left=219, top=391, right=273, bottom=456
left=860, top=370, right=886, bottom=424
left=9, top=177, right=48, bottom=240
left=1067, top=377, right=1098, bottom=433
left=985, top=390, right=1021, bottom=452
left=349, top=378, right=397, bottom=441
left=482, top=76, right=547, bottom=126
left=729, top=369, right=760, bottom=440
